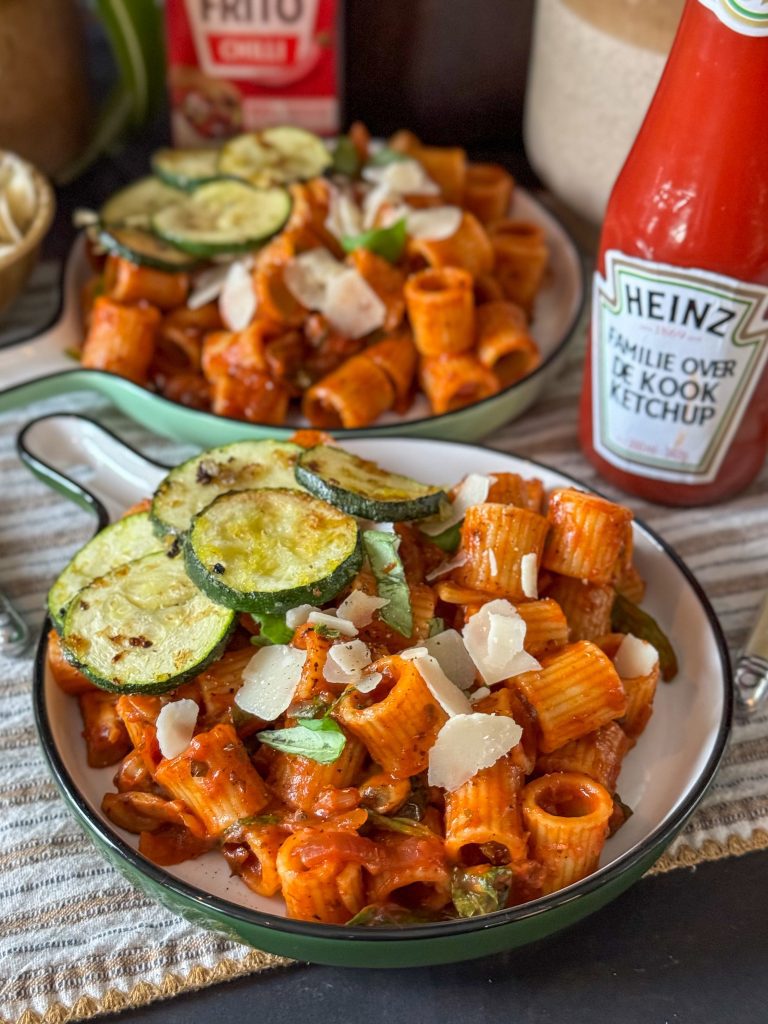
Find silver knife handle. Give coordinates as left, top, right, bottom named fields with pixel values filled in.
left=735, top=593, right=768, bottom=716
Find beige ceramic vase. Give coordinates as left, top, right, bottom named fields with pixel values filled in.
left=524, top=0, right=685, bottom=224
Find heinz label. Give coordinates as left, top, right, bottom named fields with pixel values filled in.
left=696, top=0, right=768, bottom=37
left=166, top=0, right=339, bottom=144
left=591, top=250, right=768, bottom=484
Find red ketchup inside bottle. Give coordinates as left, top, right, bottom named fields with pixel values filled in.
left=579, top=0, right=768, bottom=505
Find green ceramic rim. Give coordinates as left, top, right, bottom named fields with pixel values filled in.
left=23, top=416, right=733, bottom=963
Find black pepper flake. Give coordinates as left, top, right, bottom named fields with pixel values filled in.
left=129, top=635, right=153, bottom=648
left=166, top=537, right=182, bottom=559
left=213, top=562, right=226, bottom=574
left=196, top=460, right=218, bottom=484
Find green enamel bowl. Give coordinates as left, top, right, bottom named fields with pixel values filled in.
left=22, top=415, right=731, bottom=968
left=0, top=189, right=584, bottom=445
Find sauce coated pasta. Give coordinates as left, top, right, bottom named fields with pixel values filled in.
left=76, top=125, right=547, bottom=429
left=47, top=438, right=676, bottom=926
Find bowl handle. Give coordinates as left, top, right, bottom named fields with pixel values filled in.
left=17, top=413, right=168, bottom=524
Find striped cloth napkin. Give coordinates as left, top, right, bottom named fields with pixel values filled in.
left=0, top=365, right=766, bottom=1024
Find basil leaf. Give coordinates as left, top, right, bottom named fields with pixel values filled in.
left=297, top=716, right=340, bottom=733
left=256, top=718, right=346, bottom=764
left=451, top=866, right=514, bottom=918
left=362, top=530, right=413, bottom=637
left=608, top=793, right=633, bottom=837
left=290, top=698, right=332, bottom=720
left=427, top=616, right=446, bottom=638
left=341, top=218, right=407, bottom=264
left=428, top=521, right=462, bottom=554
left=366, top=147, right=409, bottom=168
left=332, top=135, right=360, bottom=177
left=365, top=809, right=435, bottom=838
left=611, top=594, right=678, bottom=681
left=221, top=812, right=282, bottom=843
left=314, top=623, right=341, bottom=640
left=250, top=611, right=294, bottom=646
left=347, top=903, right=451, bottom=927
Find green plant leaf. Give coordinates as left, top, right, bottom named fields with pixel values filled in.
left=362, top=531, right=412, bottom=637
left=427, top=616, right=446, bottom=638
left=366, top=148, right=409, bottom=168
left=428, top=522, right=462, bottom=554
left=250, top=611, right=294, bottom=646
left=365, top=809, right=435, bottom=838
left=341, top=219, right=407, bottom=264
left=451, top=866, right=514, bottom=918
left=256, top=717, right=346, bottom=764
left=347, top=903, right=451, bottom=927
left=611, top=594, right=678, bottom=681
left=332, top=135, right=361, bottom=177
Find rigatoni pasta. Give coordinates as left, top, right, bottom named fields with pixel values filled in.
left=49, top=437, right=677, bottom=927
left=77, top=124, right=550, bottom=427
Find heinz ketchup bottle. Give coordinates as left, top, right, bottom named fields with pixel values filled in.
left=579, top=0, right=768, bottom=505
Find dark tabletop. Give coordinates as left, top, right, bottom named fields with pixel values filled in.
left=29, top=8, right=766, bottom=1019
left=104, top=852, right=765, bottom=1024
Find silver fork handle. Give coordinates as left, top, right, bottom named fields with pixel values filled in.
left=0, top=590, right=30, bottom=658
left=735, top=592, right=768, bottom=716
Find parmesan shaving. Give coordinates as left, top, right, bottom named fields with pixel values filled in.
left=423, top=629, right=477, bottom=690
left=187, top=263, right=230, bottom=310
left=427, top=713, right=523, bottom=791
left=360, top=159, right=439, bottom=229
left=488, top=550, right=498, bottom=578
left=307, top=610, right=358, bottom=637
left=405, top=205, right=463, bottom=241
left=614, top=633, right=659, bottom=678
left=325, top=185, right=364, bottom=241
left=420, top=474, right=490, bottom=536
left=355, top=671, right=383, bottom=694
left=236, top=645, right=306, bottom=720
left=322, top=268, right=387, bottom=338
left=400, top=646, right=429, bottom=661
left=470, top=686, right=491, bottom=703
left=426, top=548, right=468, bottom=581
left=521, top=553, right=538, bottom=599
left=362, top=159, right=440, bottom=196
left=285, top=604, right=320, bottom=629
left=220, top=260, right=257, bottom=330
left=283, top=247, right=346, bottom=310
left=412, top=654, right=473, bottom=717
left=156, top=699, right=199, bottom=760
left=330, top=640, right=373, bottom=674
left=336, top=590, right=389, bottom=627
left=462, top=599, right=541, bottom=684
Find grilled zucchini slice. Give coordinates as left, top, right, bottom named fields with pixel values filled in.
left=100, top=175, right=185, bottom=229
left=98, top=225, right=201, bottom=271
left=48, top=512, right=163, bottom=632
left=218, top=126, right=331, bottom=186
left=151, top=439, right=304, bottom=538
left=151, top=147, right=223, bottom=190
left=61, top=551, right=235, bottom=694
left=184, top=488, right=362, bottom=614
left=295, top=445, right=447, bottom=522
left=152, top=179, right=291, bottom=256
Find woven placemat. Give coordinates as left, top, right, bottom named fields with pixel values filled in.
left=1, top=364, right=766, bottom=1024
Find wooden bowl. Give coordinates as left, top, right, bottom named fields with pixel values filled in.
left=0, top=153, right=55, bottom=317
